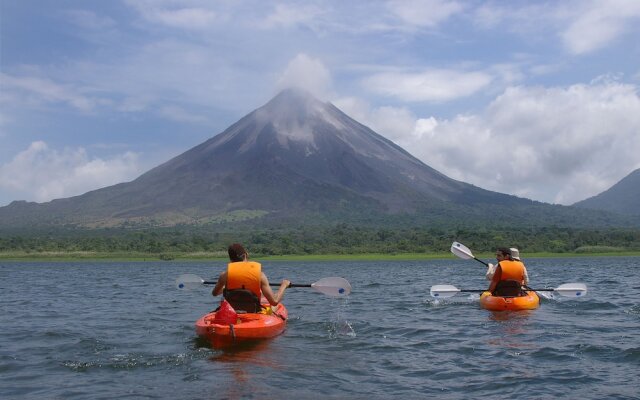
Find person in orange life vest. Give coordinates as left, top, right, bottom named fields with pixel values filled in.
left=485, top=247, right=529, bottom=285
left=508, top=247, right=529, bottom=285
left=487, top=247, right=530, bottom=296
left=212, top=243, right=290, bottom=309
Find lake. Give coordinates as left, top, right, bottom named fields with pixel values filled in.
left=1, top=257, right=639, bottom=399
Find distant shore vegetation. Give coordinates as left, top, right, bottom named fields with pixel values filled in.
left=1, top=224, right=639, bottom=261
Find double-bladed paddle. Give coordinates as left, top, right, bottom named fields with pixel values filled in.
left=429, top=283, right=588, bottom=299
left=175, top=274, right=352, bottom=297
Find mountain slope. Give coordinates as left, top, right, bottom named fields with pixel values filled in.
left=573, top=168, right=640, bottom=216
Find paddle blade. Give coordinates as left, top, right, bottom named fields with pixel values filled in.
left=451, top=242, right=474, bottom=260
left=554, top=283, right=588, bottom=297
left=175, top=274, right=205, bottom=290
left=311, top=277, right=351, bottom=297
left=430, top=284, right=461, bottom=298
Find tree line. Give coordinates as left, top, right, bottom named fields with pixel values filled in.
left=1, top=224, right=640, bottom=256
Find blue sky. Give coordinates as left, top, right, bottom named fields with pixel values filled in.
left=1, top=0, right=639, bottom=207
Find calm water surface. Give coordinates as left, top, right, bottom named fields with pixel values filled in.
left=1, top=257, right=639, bottom=399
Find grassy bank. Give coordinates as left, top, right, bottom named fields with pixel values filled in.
left=1, top=250, right=639, bottom=262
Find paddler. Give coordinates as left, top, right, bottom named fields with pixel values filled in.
left=486, top=247, right=530, bottom=296
left=211, top=243, right=290, bottom=312
left=485, top=247, right=529, bottom=286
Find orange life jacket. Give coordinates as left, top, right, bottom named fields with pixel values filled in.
left=498, top=260, right=526, bottom=284
left=226, top=261, right=262, bottom=298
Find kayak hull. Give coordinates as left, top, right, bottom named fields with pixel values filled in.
left=195, top=303, right=288, bottom=341
left=480, top=290, right=540, bottom=311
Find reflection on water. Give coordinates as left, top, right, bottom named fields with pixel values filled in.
left=195, top=337, right=283, bottom=399
left=486, top=310, right=537, bottom=350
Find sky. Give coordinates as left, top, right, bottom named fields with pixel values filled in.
left=1, top=0, right=639, bottom=207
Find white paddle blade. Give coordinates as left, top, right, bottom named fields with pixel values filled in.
left=311, top=277, right=351, bottom=297
left=451, top=242, right=474, bottom=260
left=430, top=284, right=461, bottom=298
left=554, top=283, right=588, bottom=297
left=175, top=274, right=205, bottom=290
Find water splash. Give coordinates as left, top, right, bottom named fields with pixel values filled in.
left=327, top=297, right=356, bottom=338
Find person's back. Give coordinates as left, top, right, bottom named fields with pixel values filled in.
left=488, top=247, right=527, bottom=296
left=225, top=257, right=263, bottom=312
left=509, top=247, right=530, bottom=286
left=212, top=243, right=290, bottom=312
left=486, top=247, right=529, bottom=285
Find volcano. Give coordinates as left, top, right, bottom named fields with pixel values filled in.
left=1, top=88, right=626, bottom=229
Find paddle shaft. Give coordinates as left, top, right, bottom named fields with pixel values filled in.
left=456, top=288, right=563, bottom=292
left=202, top=280, right=311, bottom=288
left=473, top=257, right=489, bottom=267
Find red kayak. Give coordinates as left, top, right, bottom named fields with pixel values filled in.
left=195, top=303, right=288, bottom=342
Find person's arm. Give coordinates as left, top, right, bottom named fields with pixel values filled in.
left=212, top=271, right=227, bottom=297
left=523, top=266, right=530, bottom=285
left=487, top=265, right=502, bottom=293
left=260, top=273, right=290, bottom=306
left=485, top=263, right=496, bottom=280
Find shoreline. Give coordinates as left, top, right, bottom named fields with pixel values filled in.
left=1, top=251, right=639, bottom=262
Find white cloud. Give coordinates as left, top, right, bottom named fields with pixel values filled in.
left=159, top=105, right=209, bottom=124
left=387, top=0, right=464, bottom=28
left=0, top=112, right=8, bottom=137
left=561, top=0, right=640, bottom=55
left=0, top=141, right=142, bottom=203
left=262, top=3, right=325, bottom=29
left=126, top=1, right=217, bottom=30
left=347, top=81, right=640, bottom=205
left=276, top=54, right=334, bottom=100
left=470, top=1, right=640, bottom=56
left=65, top=10, right=116, bottom=30
left=334, top=97, right=418, bottom=142
left=362, top=68, right=493, bottom=102
left=0, top=72, right=95, bottom=111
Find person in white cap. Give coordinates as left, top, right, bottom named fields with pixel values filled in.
left=486, top=247, right=531, bottom=296
left=509, top=247, right=529, bottom=285
left=485, top=247, right=529, bottom=285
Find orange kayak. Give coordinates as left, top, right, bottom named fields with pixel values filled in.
left=195, top=303, right=288, bottom=341
left=480, top=290, right=540, bottom=311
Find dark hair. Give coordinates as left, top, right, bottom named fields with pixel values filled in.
left=228, top=243, right=247, bottom=262
left=496, top=247, right=512, bottom=258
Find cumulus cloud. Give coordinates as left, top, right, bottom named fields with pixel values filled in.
left=276, top=54, right=334, bottom=100
left=0, top=142, right=142, bottom=203
left=362, top=69, right=493, bottom=102
left=348, top=81, right=640, bottom=205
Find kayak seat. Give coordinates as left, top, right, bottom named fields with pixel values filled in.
left=493, top=279, right=526, bottom=297
left=223, top=289, right=263, bottom=313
